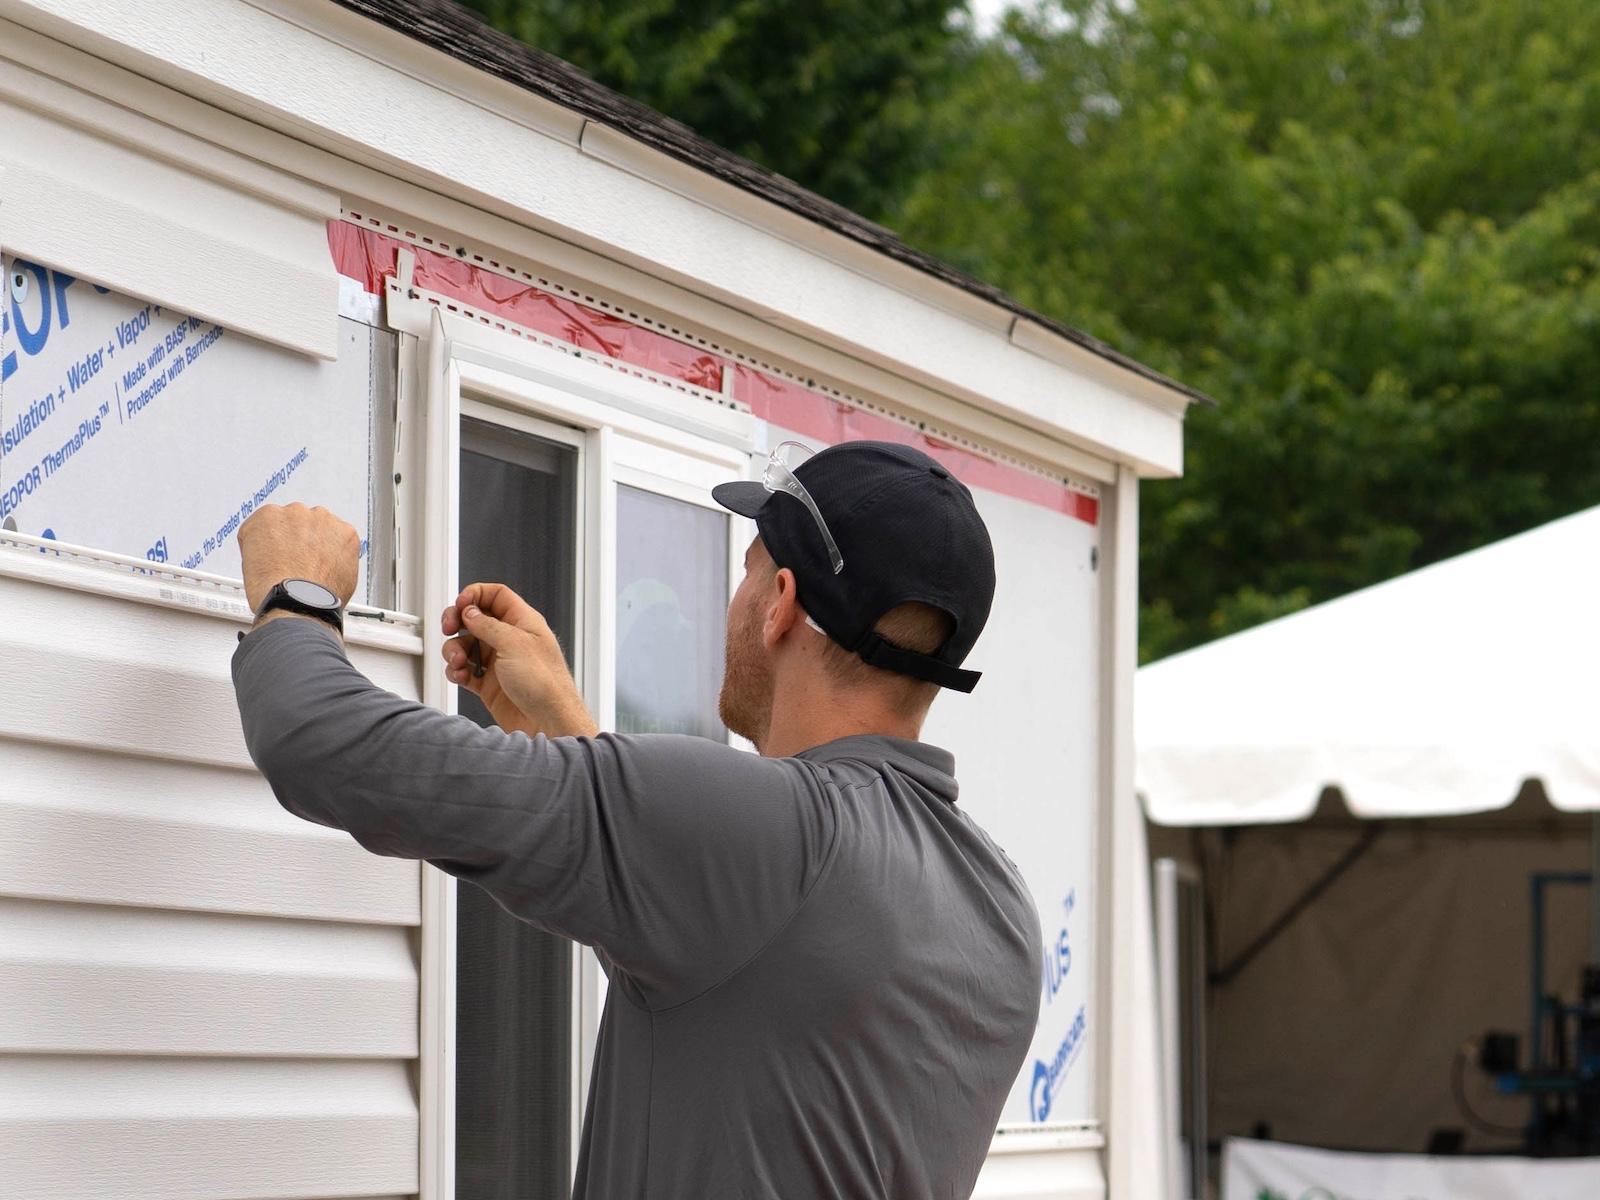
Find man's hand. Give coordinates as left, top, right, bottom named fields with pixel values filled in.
left=442, top=582, right=599, bottom=739
left=238, top=503, right=361, bottom=615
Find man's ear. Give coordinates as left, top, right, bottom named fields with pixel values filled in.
left=761, top=566, right=803, bottom=649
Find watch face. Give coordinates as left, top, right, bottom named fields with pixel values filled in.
left=283, top=578, right=340, bottom=609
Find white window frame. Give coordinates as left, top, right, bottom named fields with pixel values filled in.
left=409, top=307, right=757, bottom=1200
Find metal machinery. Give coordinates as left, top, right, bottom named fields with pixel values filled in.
left=1470, top=869, right=1600, bottom=1154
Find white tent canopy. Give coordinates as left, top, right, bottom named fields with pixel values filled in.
left=1138, top=504, right=1600, bottom=825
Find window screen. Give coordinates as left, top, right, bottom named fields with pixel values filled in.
left=455, top=417, right=577, bottom=1200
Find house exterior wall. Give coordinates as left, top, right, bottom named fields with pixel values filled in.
left=0, top=5, right=1185, bottom=1196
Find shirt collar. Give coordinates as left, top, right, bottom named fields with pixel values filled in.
left=795, top=734, right=959, bottom=804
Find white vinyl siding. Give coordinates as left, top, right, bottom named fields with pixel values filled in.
left=0, top=68, right=340, bottom=359
left=0, top=557, right=423, bottom=1200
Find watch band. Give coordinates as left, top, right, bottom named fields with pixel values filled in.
left=257, top=578, right=345, bottom=634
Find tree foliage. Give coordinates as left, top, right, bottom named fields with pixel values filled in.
left=459, top=0, right=963, bottom=217
left=895, top=0, right=1600, bottom=659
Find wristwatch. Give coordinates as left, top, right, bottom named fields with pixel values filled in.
left=257, top=578, right=345, bottom=635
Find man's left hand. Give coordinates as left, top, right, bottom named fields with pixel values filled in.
left=238, top=503, right=361, bottom=614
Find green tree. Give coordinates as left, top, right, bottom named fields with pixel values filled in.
left=459, top=0, right=965, bottom=219
left=895, top=0, right=1600, bottom=660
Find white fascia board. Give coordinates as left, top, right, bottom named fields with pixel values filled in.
left=0, top=0, right=1187, bottom=474
left=254, top=0, right=592, bottom=148
left=1009, top=318, right=1191, bottom=420
left=574, top=125, right=1018, bottom=338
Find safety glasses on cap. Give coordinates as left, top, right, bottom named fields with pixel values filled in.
left=764, top=441, right=844, bottom=574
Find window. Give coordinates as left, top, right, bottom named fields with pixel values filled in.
left=454, top=417, right=582, bottom=1200
left=615, top=484, right=728, bottom=741
left=403, top=306, right=757, bottom=1199
left=445, top=402, right=740, bottom=1196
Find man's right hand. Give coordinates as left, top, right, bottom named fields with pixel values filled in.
left=441, top=582, right=599, bottom=739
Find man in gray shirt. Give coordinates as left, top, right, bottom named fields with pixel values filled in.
left=233, top=439, right=1041, bottom=1199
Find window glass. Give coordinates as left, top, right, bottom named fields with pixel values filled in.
left=455, top=416, right=576, bottom=1200
left=615, top=484, right=728, bottom=740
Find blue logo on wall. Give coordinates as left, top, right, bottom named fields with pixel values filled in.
left=1029, top=1004, right=1088, bottom=1121
left=3, top=257, right=109, bottom=386
left=1029, top=1060, right=1053, bottom=1122
left=1042, top=888, right=1076, bottom=1007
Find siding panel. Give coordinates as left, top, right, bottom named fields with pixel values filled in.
left=0, top=1057, right=418, bottom=1199
left=0, top=573, right=415, bottom=765
left=0, top=739, right=420, bottom=924
left=0, top=564, right=426, bottom=1200
left=0, top=897, right=417, bottom=1056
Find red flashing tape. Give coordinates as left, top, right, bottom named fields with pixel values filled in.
left=731, top=366, right=1099, bottom=524
left=331, top=222, right=1097, bottom=525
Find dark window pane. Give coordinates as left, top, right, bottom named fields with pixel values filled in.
left=615, top=485, right=728, bottom=740
left=456, top=417, right=577, bottom=1200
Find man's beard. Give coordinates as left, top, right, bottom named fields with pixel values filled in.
left=718, top=598, right=773, bottom=749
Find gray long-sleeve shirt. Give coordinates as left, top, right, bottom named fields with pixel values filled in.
left=232, top=617, right=1041, bottom=1199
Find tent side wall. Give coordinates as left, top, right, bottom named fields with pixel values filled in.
left=1151, top=816, right=1592, bottom=1158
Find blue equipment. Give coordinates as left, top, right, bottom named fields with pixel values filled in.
left=1474, top=871, right=1600, bottom=1155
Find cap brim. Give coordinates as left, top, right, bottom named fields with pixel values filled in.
left=711, top=480, right=770, bottom=519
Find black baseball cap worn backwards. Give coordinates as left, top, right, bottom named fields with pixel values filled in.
left=712, top=439, right=997, bottom=693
